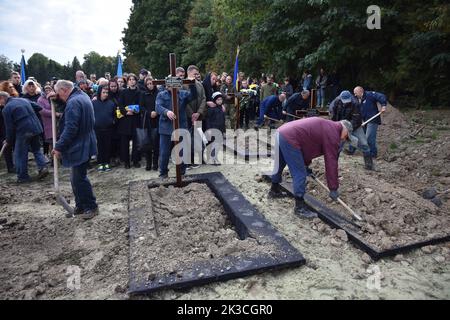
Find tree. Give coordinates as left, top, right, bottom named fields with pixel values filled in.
left=82, top=51, right=115, bottom=78
left=0, top=55, right=14, bottom=81
left=181, top=0, right=217, bottom=70
left=71, top=56, right=82, bottom=80
left=123, top=0, right=193, bottom=78
left=123, top=0, right=450, bottom=106
left=27, top=53, right=51, bottom=83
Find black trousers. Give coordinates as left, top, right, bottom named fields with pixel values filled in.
left=145, top=128, right=160, bottom=168
left=110, top=125, right=120, bottom=159
left=96, top=129, right=113, bottom=165
left=120, top=134, right=141, bottom=165
left=239, top=107, right=251, bottom=128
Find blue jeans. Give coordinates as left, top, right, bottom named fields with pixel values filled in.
left=14, top=134, right=47, bottom=181
left=159, top=134, right=186, bottom=177
left=317, top=87, right=326, bottom=107
left=365, top=122, right=379, bottom=157
left=347, top=127, right=371, bottom=156
left=271, top=133, right=307, bottom=198
left=71, top=161, right=97, bottom=211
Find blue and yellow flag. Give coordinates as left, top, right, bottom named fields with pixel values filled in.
left=20, top=53, right=26, bottom=85
left=117, top=53, right=123, bottom=77
left=233, top=46, right=240, bottom=90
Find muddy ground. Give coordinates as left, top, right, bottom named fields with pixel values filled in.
left=0, top=107, right=449, bottom=300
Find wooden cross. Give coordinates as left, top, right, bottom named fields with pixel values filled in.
left=152, top=53, right=194, bottom=187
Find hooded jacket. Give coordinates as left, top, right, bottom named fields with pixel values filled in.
left=93, top=86, right=116, bottom=130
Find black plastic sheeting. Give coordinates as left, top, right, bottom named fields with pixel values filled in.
left=262, top=175, right=450, bottom=260
left=128, top=172, right=305, bottom=295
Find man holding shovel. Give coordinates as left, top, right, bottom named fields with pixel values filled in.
left=51, top=80, right=98, bottom=220
left=330, top=90, right=374, bottom=170
left=268, top=117, right=358, bottom=219
left=353, top=86, right=387, bottom=159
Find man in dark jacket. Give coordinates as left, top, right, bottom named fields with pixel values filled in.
left=330, top=91, right=373, bottom=170
left=354, top=86, right=387, bottom=158
left=255, top=94, right=286, bottom=128
left=10, top=72, right=23, bottom=97
left=0, top=91, right=49, bottom=183
left=118, top=74, right=141, bottom=168
left=282, top=90, right=310, bottom=122
left=268, top=117, right=358, bottom=219
left=186, top=65, right=207, bottom=168
left=52, top=80, right=98, bottom=220
left=0, top=100, right=15, bottom=173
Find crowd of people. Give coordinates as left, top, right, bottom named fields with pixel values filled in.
left=0, top=66, right=387, bottom=219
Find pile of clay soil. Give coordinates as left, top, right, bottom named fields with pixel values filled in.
left=305, top=171, right=450, bottom=251
left=129, top=182, right=277, bottom=284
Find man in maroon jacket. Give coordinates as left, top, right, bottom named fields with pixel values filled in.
left=269, top=117, right=357, bottom=218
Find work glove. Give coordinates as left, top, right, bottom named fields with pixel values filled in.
left=329, top=190, right=339, bottom=201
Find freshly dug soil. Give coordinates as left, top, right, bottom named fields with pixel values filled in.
left=303, top=171, right=450, bottom=251
left=129, top=181, right=277, bottom=284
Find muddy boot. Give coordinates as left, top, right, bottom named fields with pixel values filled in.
left=267, top=183, right=287, bottom=198
left=364, top=155, right=374, bottom=171
left=294, top=197, right=317, bottom=219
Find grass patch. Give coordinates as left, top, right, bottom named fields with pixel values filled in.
left=389, top=142, right=398, bottom=150
left=431, top=132, right=439, bottom=140
left=414, top=138, right=425, bottom=144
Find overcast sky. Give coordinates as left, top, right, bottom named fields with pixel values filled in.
left=0, top=0, right=133, bottom=64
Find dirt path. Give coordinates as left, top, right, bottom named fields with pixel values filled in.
left=0, top=108, right=449, bottom=300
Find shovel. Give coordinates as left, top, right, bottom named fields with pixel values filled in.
left=361, top=112, right=382, bottom=127
left=51, top=100, right=74, bottom=216
left=309, top=174, right=363, bottom=222
left=284, top=112, right=303, bottom=120
left=0, top=143, right=6, bottom=159
left=264, top=115, right=283, bottom=123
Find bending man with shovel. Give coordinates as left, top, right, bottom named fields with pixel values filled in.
left=268, top=117, right=358, bottom=219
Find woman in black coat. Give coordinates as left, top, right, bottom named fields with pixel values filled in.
left=118, top=74, right=141, bottom=168
left=139, top=77, right=160, bottom=171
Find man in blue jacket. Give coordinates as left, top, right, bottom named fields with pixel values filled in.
left=255, top=94, right=286, bottom=128
left=156, top=84, right=196, bottom=179
left=0, top=91, right=49, bottom=183
left=354, top=86, right=388, bottom=158
left=52, top=80, right=98, bottom=220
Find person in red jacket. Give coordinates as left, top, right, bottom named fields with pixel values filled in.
left=268, top=117, right=357, bottom=218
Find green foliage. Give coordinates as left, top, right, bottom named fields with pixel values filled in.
left=82, top=52, right=116, bottom=78
left=123, top=0, right=193, bottom=77
left=0, top=55, right=14, bottom=80
left=181, top=0, right=217, bottom=70
left=389, top=142, right=398, bottom=150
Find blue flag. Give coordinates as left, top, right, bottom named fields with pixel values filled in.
left=20, top=54, right=26, bottom=85
left=117, top=54, right=123, bottom=77
left=233, top=46, right=240, bottom=90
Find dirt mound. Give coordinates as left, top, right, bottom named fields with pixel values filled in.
left=129, top=182, right=277, bottom=284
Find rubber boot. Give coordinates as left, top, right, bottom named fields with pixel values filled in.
left=267, top=183, right=287, bottom=199
left=364, top=155, right=374, bottom=171
left=294, top=197, right=318, bottom=219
